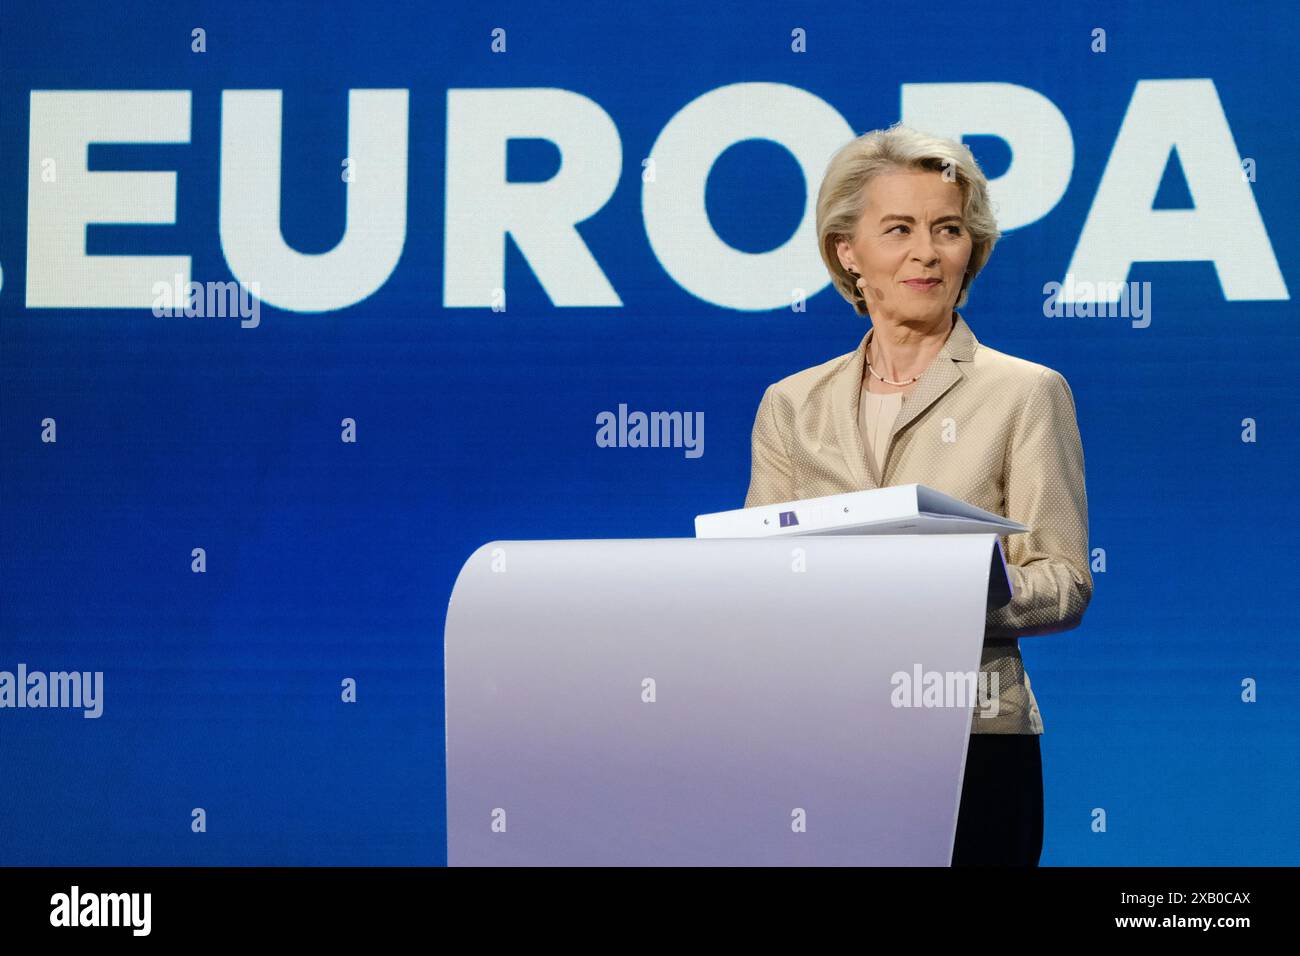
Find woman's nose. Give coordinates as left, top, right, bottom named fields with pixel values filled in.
left=910, top=233, right=939, bottom=262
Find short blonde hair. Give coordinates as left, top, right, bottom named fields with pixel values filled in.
left=816, top=123, right=1000, bottom=315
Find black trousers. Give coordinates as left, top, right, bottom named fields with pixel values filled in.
left=951, top=733, right=1043, bottom=866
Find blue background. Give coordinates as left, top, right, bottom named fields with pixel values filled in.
left=1, top=0, right=1297, bottom=864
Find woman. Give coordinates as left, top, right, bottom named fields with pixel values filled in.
left=744, top=124, right=1093, bottom=866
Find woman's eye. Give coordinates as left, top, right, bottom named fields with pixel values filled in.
left=888, top=224, right=962, bottom=235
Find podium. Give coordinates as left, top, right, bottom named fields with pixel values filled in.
left=445, top=533, right=1013, bottom=866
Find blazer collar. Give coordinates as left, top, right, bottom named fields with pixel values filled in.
left=830, top=311, right=979, bottom=489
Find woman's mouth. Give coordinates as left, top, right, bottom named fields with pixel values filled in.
left=902, top=278, right=942, bottom=291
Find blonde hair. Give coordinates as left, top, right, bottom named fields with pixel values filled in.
left=816, top=123, right=1000, bottom=315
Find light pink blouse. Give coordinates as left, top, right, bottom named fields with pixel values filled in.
left=858, top=386, right=905, bottom=476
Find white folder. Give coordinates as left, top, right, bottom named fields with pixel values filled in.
left=694, top=483, right=1028, bottom=539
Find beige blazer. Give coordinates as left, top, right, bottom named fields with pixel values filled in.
left=744, top=312, right=1093, bottom=734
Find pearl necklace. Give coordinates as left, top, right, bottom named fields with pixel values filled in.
left=865, top=347, right=920, bottom=387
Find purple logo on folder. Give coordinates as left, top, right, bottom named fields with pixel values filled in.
left=779, top=510, right=799, bottom=527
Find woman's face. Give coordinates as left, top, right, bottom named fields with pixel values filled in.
left=836, top=169, right=973, bottom=327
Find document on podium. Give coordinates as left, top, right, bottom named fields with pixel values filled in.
left=694, top=483, right=1028, bottom=539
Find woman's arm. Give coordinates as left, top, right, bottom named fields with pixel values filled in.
left=987, top=367, right=1094, bottom=638
left=744, top=385, right=795, bottom=508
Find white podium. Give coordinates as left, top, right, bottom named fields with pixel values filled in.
left=445, top=534, right=1012, bottom=866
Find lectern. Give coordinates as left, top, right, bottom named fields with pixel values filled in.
left=445, top=533, right=1013, bottom=866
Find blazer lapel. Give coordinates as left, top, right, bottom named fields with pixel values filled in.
left=829, top=331, right=874, bottom=489
left=829, top=312, right=979, bottom=489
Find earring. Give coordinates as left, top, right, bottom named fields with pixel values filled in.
left=848, top=269, right=865, bottom=299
